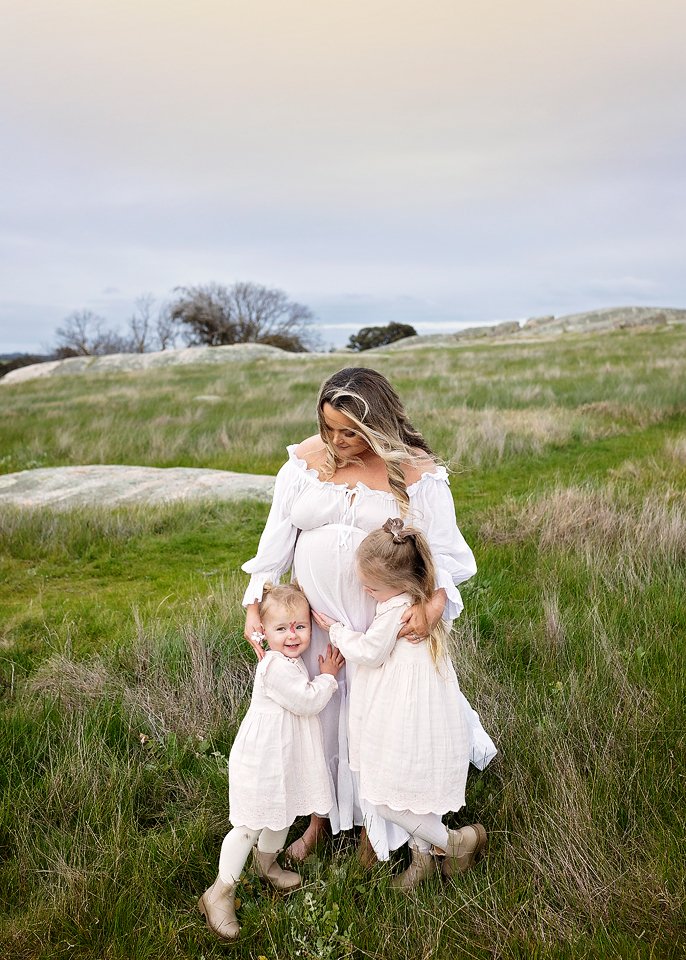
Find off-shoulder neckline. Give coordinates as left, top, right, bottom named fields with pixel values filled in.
left=286, top=444, right=448, bottom=498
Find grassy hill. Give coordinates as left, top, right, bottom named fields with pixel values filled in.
left=1, top=325, right=685, bottom=959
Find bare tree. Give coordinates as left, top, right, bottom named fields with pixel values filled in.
left=169, top=281, right=316, bottom=352
left=97, top=329, right=130, bottom=354
left=128, top=294, right=155, bottom=353
left=54, top=298, right=180, bottom=358
left=54, top=310, right=128, bottom=357
left=155, top=303, right=179, bottom=351
left=128, top=294, right=181, bottom=352
left=53, top=283, right=312, bottom=359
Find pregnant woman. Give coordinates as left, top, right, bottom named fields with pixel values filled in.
left=242, top=366, right=496, bottom=861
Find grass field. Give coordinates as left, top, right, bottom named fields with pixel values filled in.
left=1, top=326, right=685, bottom=959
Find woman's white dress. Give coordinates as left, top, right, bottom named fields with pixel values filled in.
left=242, top=444, right=496, bottom=857
left=228, top=650, right=337, bottom=832
left=330, top=594, right=470, bottom=815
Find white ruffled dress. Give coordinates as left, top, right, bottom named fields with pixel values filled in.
left=330, top=594, right=470, bottom=816
left=228, top=650, right=337, bottom=831
left=241, top=444, right=496, bottom=857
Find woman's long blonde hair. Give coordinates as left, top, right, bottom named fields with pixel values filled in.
left=357, top=519, right=447, bottom=665
left=317, top=367, right=437, bottom=515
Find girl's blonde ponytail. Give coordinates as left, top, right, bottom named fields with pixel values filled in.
left=357, top=521, right=446, bottom=666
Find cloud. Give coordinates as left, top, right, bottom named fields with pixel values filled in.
left=1, top=0, right=685, bottom=351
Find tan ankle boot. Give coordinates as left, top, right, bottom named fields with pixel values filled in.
left=197, top=875, right=240, bottom=941
left=253, top=848, right=301, bottom=891
left=391, top=846, right=438, bottom=890
left=441, top=824, right=487, bottom=879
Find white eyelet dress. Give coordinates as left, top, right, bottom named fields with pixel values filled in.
left=242, top=445, right=497, bottom=859
left=228, top=650, right=338, bottom=831
left=329, top=594, right=470, bottom=819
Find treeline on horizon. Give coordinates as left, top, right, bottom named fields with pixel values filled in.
left=1, top=281, right=418, bottom=378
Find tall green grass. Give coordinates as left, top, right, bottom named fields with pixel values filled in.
left=2, top=325, right=685, bottom=475
left=1, top=327, right=685, bottom=958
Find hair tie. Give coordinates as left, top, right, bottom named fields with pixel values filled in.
left=382, top=517, right=411, bottom=544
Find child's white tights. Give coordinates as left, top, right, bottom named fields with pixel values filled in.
left=218, top=825, right=290, bottom=884
left=374, top=804, right=449, bottom=854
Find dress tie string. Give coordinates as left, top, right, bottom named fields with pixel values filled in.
left=337, top=487, right=358, bottom=550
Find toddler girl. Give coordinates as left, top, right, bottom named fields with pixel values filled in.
left=198, top=583, right=344, bottom=941
left=314, top=518, right=486, bottom=889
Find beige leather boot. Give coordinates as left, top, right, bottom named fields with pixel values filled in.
left=197, top=875, right=240, bottom=941
left=391, top=845, right=438, bottom=890
left=253, top=848, right=301, bottom=891
left=441, top=824, right=487, bottom=879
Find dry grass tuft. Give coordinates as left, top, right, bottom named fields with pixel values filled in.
left=482, top=485, right=686, bottom=574
left=578, top=400, right=666, bottom=428
left=665, top=434, right=686, bottom=465
left=29, top=655, right=113, bottom=705
left=450, top=407, right=587, bottom=467
left=25, top=612, right=254, bottom=741
left=124, top=614, right=253, bottom=739
left=542, top=590, right=566, bottom=657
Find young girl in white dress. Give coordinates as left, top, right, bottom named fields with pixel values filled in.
left=313, top=519, right=487, bottom=890
left=198, top=583, right=345, bottom=941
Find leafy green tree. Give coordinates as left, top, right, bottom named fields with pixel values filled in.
left=347, top=322, right=417, bottom=352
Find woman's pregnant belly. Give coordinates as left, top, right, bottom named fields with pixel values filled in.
left=293, top=525, right=375, bottom=633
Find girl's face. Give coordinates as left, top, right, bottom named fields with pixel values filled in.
left=356, top=565, right=401, bottom=603
left=320, top=403, right=370, bottom=460
left=262, top=600, right=312, bottom=658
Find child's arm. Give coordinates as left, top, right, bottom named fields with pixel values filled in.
left=313, top=606, right=403, bottom=669
left=261, top=653, right=341, bottom=717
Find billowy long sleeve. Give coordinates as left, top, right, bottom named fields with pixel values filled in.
left=241, top=460, right=302, bottom=605
left=329, top=600, right=407, bottom=668
left=261, top=654, right=338, bottom=717
left=411, top=471, right=477, bottom=620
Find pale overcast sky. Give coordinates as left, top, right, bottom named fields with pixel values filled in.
left=1, top=0, right=685, bottom=352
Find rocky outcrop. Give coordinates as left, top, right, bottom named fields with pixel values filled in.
left=0, top=465, right=275, bottom=509
left=378, top=306, right=686, bottom=351
left=381, top=320, right=522, bottom=351
left=1, top=342, right=318, bottom=386
left=4, top=308, right=685, bottom=382
left=521, top=306, right=680, bottom=334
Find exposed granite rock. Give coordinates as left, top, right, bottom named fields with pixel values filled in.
left=379, top=320, right=522, bottom=352
left=1, top=342, right=318, bottom=386
left=377, top=306, right=686, bottom=351
left=522, top=315, right=555, bottom=328
left=4, top=308, right=685, bottom=381
left=0, top=465, right=275, bottom=509
left=521, top=306, right=678, bottom=334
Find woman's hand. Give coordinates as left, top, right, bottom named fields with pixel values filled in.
left=244, top=602, right=266, bottom=661
left=319, top=643, right=345, bottom=677
left=397, top=589, right=447, bottom=642
left=313, top=610, right=336, bottom=633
